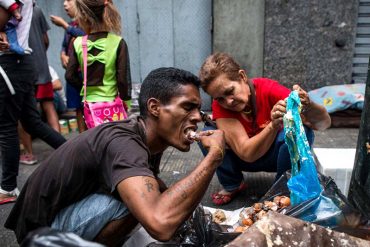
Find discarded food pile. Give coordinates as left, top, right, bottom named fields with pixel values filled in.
left=212, top=196, right=291, bottom=233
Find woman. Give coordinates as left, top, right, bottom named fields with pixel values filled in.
left=198, top=53, right=331, bottom=205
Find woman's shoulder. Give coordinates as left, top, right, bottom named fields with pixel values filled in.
left=252, top=77, right=280, bottom=86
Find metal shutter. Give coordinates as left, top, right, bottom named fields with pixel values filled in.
left=352, top=0, right=370, bottom=83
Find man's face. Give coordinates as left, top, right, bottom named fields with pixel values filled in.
left=156, top=84, right=202, bottom=152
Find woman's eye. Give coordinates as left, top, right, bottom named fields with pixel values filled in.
left=225, top=88, right=234, bottom=95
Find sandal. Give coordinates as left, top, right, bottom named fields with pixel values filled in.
left=0, top=187, right=19, bottom=205
left=211, top=182, right=247, bottom=206
left=0, top=196, right=17, bottom=205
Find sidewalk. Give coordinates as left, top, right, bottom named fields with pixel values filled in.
left=0, top=127, right=360, bottom=246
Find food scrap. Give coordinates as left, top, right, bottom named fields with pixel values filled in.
left=234, top=196, right=291, bottom=233
left=212, top=209, right=226, bottom=224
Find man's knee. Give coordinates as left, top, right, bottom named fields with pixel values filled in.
left=51, top=194, right=129, bottom=241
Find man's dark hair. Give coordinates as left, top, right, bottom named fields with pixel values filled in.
left=139, top=67, right=200, bottom=117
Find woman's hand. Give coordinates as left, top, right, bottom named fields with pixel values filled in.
left=293, top=84, right=331, bottom=130
left=293, top=84, right=311, bottom=112
left=270, top=100, right=286, bottom=129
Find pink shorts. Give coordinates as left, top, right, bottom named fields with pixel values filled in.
left=35, top=82, right=54, bottom=101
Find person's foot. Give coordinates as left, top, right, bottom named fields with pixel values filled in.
left=211, top=182, right=247, bottom=205
left=0, top=187, right=19, bottom=205
left=20, top=154, right=38, bottom=165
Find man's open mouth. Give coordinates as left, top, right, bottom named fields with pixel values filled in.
left=185, top=128, right=199, bottom=142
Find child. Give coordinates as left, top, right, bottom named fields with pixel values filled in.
left=65, top=0, right=131, bottom=127
left=50, top=0, right=86, bottom=132
left=0, top=0, right=24, bottom=54
left=49, top=65, right=67, bottom=114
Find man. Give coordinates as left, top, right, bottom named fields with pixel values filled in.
left=0, top=0, right=66, bottom=205
left=5, top=67, right=225, bottom=247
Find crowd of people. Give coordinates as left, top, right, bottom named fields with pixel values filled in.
left=0, top=0, right=331, bottom=246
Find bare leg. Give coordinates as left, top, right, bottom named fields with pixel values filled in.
left=18, top=122, right=33, bottom=155
left=41, top=101, right=60, bottom=132
left=76, top=107, right=87, bottom=133
left=94, top=213, right=138, bottom=247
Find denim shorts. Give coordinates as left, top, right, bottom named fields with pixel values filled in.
left=51, top=193, right=129, bottom=240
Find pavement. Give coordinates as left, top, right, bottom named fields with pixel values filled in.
left=0, top=125, right=360, bottom=246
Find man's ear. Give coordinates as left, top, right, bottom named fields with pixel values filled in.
left=147, top=98, right=161, bottom=117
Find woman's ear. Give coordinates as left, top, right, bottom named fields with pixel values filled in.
left=239, top=70, right=248, bottom=82
left=147, top=98, right=161, bottom=118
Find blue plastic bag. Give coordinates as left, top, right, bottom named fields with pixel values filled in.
left=283, top=91, right=322, bottom=205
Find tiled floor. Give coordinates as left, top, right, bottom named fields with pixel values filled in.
left=0, top=127, right=360, bottom=246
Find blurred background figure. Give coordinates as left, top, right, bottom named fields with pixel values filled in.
left=18, top=2, right=61, bottom=165
left=50, top=0, right=86, bottom=132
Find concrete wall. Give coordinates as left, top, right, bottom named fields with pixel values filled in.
left=213, top=0, right=265, bottom=78
left=264, top=0, right=359, bottom=90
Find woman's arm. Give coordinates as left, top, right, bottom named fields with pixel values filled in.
left=65, top=48, right=82, bottom=90
left=216, top=98, right=286, bottom=163
left=293, top=85, right=331, bottom=131
left=217, top=118, right=279, bottom=162
left=116, top=39, right=131, bottom=101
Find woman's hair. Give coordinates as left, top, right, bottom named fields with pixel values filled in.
left=199, top=52, right=242, bottom=91
left=74, top=0, right=121, bottom=34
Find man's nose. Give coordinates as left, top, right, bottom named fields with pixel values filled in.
left=191, top=110, right=202, bottom=122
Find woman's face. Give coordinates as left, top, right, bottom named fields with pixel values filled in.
left=206, top=71, right=250, bottom=112
left=64, top=0, right=76, bottom=18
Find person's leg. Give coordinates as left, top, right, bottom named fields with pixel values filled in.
left=76, top=107, right=87, bottom=133
left=199, top=124, right=245, bottom=190
left=41, top=100, right=60, bottom=132
left=275, top=126, right=315, bottom=180
left=18, top=123, right=33, bottom=155
left=0, top=55, right=29, bottom=202
left=18, top=122, right=38, bottom=165
left=66, top=83, right=86, bottom=132
left=19, top=57, right=66, bottom=149
left=198, top=124, right=247, bottom=205
left=51, top=193, right=131, bottom=242
left=94, top=213, right=138, bottom=247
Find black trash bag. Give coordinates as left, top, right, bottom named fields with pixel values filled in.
left=147, top=205, right=240, bottom=247
left=21, top=227, right=105, bottom=247
left=259, top=171, right=369, bottom=236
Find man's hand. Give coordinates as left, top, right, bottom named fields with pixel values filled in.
left=0, top=32, right=9, bottom=51
left=199, top=129, right=225, bottom=162
left=50, top=15, right=68, bottom=29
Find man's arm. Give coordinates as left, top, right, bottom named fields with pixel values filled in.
left=117, top=130, right=225, bottom=241
left=43, top=33, right=49, bottom=50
